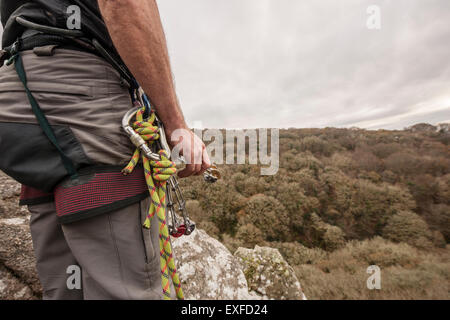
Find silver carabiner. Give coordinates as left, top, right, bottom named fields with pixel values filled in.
left=203, top=164, right=221, bottom=183
left=121, top=107, right=161, bottom=161
left=167, top=176, right=196, bottom=236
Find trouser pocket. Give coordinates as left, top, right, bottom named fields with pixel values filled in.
left=0, top=121, right=92, bottom=192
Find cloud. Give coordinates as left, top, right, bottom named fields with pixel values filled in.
left=1, top=1, right=448, bottom=129
left=157, top=0, right=450, bottom=129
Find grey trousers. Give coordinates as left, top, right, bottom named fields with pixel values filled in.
left=0, top=49, right=163, bottom=299
left=29, top=198, right=163, bottom=300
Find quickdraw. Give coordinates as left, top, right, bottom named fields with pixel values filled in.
left=122, top=88, right=220, bottom=300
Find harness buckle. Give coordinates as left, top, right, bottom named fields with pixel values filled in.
left=33, top=45, right=58, bottom=57
left=10, top=39, right=21, bottom=56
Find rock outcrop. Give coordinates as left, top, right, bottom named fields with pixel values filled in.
left=436, top=123, right=450, bottom=133
left=235, top=245, right=306, bottom=300
left=0, top=216, right=40, bottom=299
left=0, top=173, right=41, bottom=299
left=406, top=122, right=450, bottom=133
left=0, top=264, right=36, bottom=300
left=172, top=229, right=259, bottom=300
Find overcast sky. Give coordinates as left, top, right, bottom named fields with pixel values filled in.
left=157, top=0, right=450, bottom=129
left=1, top=1, right=449, bottom=130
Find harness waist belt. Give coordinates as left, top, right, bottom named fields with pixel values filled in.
left=5, top=33, right=97, bottom=56
left=20, top=165, right=149, bottom=224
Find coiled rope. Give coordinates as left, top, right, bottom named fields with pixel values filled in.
left=122, top=106, right=184, bottom=300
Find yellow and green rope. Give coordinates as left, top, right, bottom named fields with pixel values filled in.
left=122, top=106, right=184, bottom=300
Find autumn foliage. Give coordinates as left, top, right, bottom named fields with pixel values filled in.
left=179, top=125, right=449, bottom=299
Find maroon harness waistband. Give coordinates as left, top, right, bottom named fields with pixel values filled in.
left=20, top=186, right=54, bottom=205
left=20, top=165, right=149, bottom=224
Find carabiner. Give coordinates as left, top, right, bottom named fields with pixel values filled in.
left=121, top=106, right=161, bottom=161
left=204, top=164, right=221, bottom=183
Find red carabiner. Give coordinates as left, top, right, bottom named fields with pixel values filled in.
left=170, top=225, right=187, bottom=238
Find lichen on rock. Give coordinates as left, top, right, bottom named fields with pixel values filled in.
left=234, top=245, right=306, bottom=300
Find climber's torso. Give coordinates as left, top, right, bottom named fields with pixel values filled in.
left=0, top=0, right=120, bottom=61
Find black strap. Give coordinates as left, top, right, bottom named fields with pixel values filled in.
left=11, top=53, right=78, bottom=179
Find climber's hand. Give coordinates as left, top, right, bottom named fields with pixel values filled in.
left=167, top=127, right=211, bottom=178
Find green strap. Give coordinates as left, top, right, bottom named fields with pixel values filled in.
left=12, top=53, right=78, bottom=179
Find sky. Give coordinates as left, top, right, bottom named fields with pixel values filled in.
left=1, top=1, right=449, bottom=130
left=156, top=0, right=450, bottom=129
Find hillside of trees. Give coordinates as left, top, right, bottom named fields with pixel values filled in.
left=180, top=123, right=450, bottom=299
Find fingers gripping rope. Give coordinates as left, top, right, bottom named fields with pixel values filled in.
left=122, top=107, right=183, bottom=300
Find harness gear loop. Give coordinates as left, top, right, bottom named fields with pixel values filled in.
left=122, top=105, right=184, bottom=300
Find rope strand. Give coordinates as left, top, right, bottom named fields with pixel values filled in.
left=122, top=106, right=183, bottom=300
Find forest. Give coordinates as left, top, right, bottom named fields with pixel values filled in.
left=179, top=123, right=450, bottom=299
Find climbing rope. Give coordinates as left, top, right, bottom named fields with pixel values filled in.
left=122, top=106, right=184, bottom=300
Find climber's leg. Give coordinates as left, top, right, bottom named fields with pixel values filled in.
left=28, top=202, right=83, bottom=300
left=61, top=197, right=163, bottom=300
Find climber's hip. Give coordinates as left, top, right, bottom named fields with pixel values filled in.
left=0, top=48, right=135, bottom=190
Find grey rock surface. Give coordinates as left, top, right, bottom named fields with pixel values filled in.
left=0, top=264, right=36, bottom=300
left=235, top=245, right=306, bottom=300
left=0, top=216, right=41, bottom=299
left=172, top=228, right=259, bottom=300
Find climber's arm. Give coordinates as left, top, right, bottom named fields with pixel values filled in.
left=97, top=0, right=210, bottom=177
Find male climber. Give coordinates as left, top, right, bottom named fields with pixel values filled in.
left=0, top=0, right=210, bottom=299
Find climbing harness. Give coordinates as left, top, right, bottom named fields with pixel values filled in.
left=2, top=16, right=134, bottom=86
